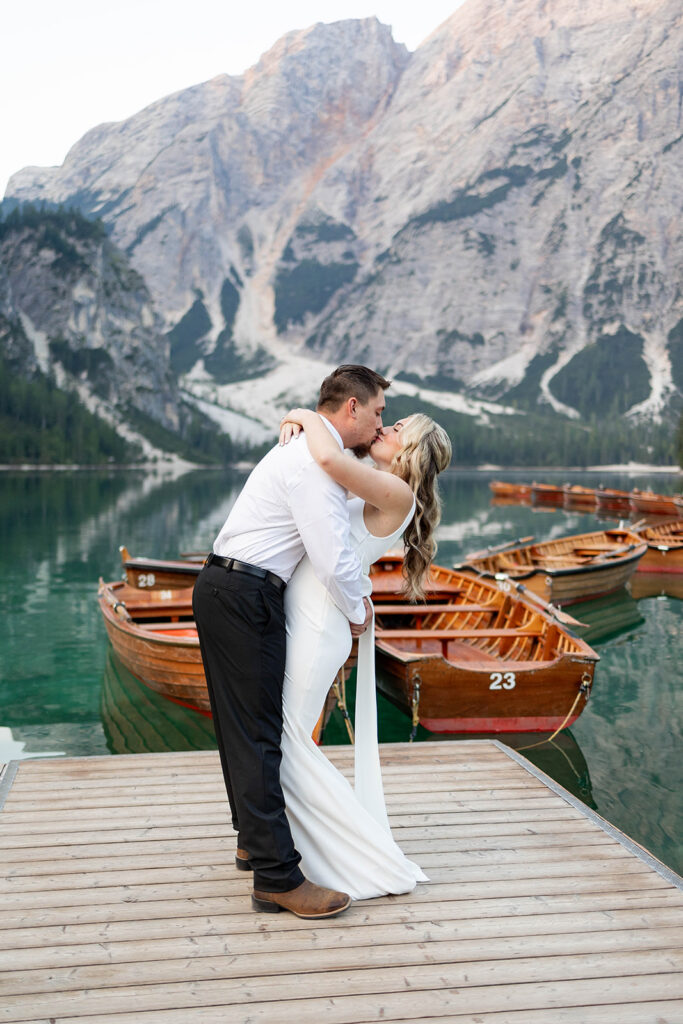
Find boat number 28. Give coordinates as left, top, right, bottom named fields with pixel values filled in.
left=489, top=671, right=516, bottom=690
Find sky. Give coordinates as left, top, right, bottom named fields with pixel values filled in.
left=1, top=0, right=467, bottom=197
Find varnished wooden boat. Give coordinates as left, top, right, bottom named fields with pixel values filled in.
left=458, top=527, right=647, bottom=605
left=531, top=482, right=565, bottom=507
left=630, top=490, right=682, bottom=517
left=98, top=579, right=207, bottom=713
left=120, top=546, right=200, bottom=589
left=98, top=579, right=328, bottom=741
left=489, top=481, right=532, bottom=502
left=370, top=561, right=598, bottom=734
left=594, top=487, right=633, bottom=515
left=562, top=485, right=598, bottom=511
left=102, top=554, right=598, bottom=737
left=633, top=518, right=683, bottom=573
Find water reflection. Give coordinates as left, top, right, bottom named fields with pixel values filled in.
left=321, top=672, right=596, bottom=808
left=570, top=589, right=645, bottom=646
left=101, top=649, right=216, bottom=755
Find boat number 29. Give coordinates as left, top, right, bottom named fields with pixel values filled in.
left=489, top=671, right=516, bottom=690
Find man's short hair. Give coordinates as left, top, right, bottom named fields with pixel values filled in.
left=317, top=364, right=391, bottom=411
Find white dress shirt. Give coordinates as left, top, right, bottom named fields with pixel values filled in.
left=213, top=417, right=366, bottom=624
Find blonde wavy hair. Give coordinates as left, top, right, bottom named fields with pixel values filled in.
left=390, top=414, right=452, bottom=600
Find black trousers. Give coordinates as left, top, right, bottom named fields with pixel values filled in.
left=192, top=562, right=304, bottom=892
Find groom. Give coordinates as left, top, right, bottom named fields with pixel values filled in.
left=192, top=364, right=390, bottom=918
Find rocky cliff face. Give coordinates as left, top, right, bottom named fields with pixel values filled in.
left=6, top=1, right=683, bottom=431
left=0, top=209, right=182, bottom=458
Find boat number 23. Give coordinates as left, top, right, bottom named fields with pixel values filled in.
left=489, top=671, right=516, bottom=690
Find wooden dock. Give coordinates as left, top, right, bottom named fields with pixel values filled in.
left=1, top=740, right=682, bottom=1023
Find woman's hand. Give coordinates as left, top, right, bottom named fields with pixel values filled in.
left=279, top=408, right=311, bottom=446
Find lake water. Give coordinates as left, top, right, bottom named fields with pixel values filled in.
left=0, top=467, right=681, bottom=874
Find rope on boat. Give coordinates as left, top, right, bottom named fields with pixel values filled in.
left=409, top=671, right=422, bottom=742
left=519, top=671, right=593, bottom=751
left=332, top=669, right=355, bottom=744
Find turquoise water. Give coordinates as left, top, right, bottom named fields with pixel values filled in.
left=0, top=467, right=681, bottom=874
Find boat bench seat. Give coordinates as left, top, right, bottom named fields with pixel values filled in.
left=377, top=628, right=544, bottom=639
left=375, top=604, right=498, bottom=615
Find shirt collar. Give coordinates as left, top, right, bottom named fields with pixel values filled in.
left=318, top=414, right=344, bottom=450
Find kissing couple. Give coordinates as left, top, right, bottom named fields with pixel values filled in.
left=192, top=364, right=451, bottom=918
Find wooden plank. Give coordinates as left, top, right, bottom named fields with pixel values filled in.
left=1, top=842, right=633, bottom=882
left=2, top=777, right=549, bottom=811
left=0, top=829, right=617, bottom=866
left=5, top=930, right=683, bottom=996
left=0, top=806, right=585, bottom=838
left=2, top=887, right=679, bottom=935
left=4, top=921, right=683, bottom=976
left=0, top=811, right=590, bottom=847
left=1, top=954, right=681, bottom=1019
left=0, top=823, right=614, bottom=864
left=0, top=853, right=650, bottom=896
left=15, top=991, right=679, bottom=1024
left=16, top=986, right=683, bottom=1024
left=1, top=871, right=671, bottom=916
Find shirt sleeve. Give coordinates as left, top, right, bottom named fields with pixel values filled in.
left=288, top=460, right=366, bottom=624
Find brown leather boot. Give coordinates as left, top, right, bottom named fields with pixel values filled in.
left=252, top=879, right=351, bottom=919
left=235, top=847, right=252, bottom=871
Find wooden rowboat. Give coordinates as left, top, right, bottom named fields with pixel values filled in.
left=531, top=482, right=566, bottom=507
left=370, top=560, right=598, bottom=734
left=489, top=481, right=532, bottom=502
left=458, top=527, right=647, bottom=605
left=633, top=518, right=683, bottom=573
left=98, top=580, right=206, bottom=713
left=98, top=579, right=330, bottom=741
left=562, top=485, right=598, bottom=511
left=101, top=554, right=598, bottom=737
left=594, top=488, right=633, bottom=515
left=120, top=546, right=200, bottom=589
left=630, top=490, right=682, bottom=517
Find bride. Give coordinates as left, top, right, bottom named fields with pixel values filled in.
left=276, top=409, right=451, bottom=899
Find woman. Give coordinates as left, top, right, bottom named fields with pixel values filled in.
left=275, top=409, right=452, bottom=900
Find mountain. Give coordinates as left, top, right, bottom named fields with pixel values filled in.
left=0, top=206, right=231, bottom=465
left=5, top=1, right=683, bottom=460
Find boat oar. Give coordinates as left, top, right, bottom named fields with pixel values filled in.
left=460, top=535, right=535, bottom=562
left=509, top=581, right=586, bottom=628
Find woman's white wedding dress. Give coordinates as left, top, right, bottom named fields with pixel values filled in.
left=279, top=496, right=428, bottom=900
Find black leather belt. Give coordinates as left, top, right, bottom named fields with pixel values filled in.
left=205, top=552, right=286, bottom=592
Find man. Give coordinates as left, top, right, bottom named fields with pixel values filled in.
left=192, top=365, right=390, bottom=919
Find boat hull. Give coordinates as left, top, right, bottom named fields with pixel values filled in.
left=505, top=550, right=645, bottom=605
left=630, top=493, right=681, bottom=516
left=531, top=484, right=565, bottom=507
left=562, top=486, right=597, bottom=511
left=99, top=585, right=209, bottom=714
left=461, top=528, right=647, bottom=606
left=376, top=647, right=594, bottom=734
